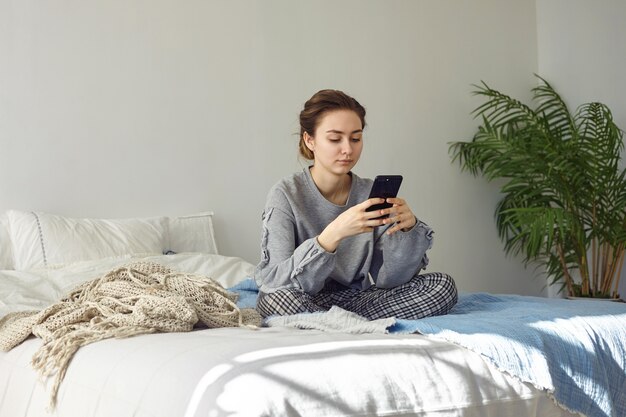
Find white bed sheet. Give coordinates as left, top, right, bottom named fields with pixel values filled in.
left=0, top=254, right=575, bottom=417
left=1, top=328, right=574, bottom=417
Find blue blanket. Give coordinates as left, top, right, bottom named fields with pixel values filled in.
left=229, top=279, right=626, bottom=417
left=395, top=293, right=626, bottom=417
left=229, top=278, right=260, bottom=309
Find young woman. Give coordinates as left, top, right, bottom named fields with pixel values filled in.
left=254, top=89, right=457, bottom=320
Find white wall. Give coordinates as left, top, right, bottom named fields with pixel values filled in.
left=0, top=0, right=549, bottom=295
left=537, top=0, right=626, bottom=298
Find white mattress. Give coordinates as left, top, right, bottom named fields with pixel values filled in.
left=0, top=254, right=575, bottom=417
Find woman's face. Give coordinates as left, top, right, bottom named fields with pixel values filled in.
left=307, top=109, right=363, bottom=176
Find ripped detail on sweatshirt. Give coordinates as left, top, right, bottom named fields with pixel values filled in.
left=259, top=207, right=274, bottom=267
left=289, top=243, right=324, bottom=279
left=417, top=221, right=433, bottom=270
left=418, top=221, right=434, bottom=244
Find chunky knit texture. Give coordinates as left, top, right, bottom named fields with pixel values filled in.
left=0, top=261, right=261, bottom=408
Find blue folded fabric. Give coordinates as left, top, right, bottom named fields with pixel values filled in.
left=394, top=293, right=626, bottom=417
left=228, top=278, right=259, bottom=309
left=228, top=280, right=626, bottom=417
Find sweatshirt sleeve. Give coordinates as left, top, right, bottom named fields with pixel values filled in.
left=254, top=206, right=336, bottom=295
left=369, top=219, right=433, bottom=288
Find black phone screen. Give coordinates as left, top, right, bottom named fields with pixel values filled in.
left=365, top=175, right=403, bottom=218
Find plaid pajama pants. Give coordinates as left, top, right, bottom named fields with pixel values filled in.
left=256, top=272, right=458, bottom=320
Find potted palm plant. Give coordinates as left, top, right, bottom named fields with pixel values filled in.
left=450, top=75, right=626, bottom=299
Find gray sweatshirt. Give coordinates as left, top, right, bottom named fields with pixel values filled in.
left=254, top=168, right=434, bottom=295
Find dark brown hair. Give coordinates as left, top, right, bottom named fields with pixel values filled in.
left=298, top=89, right=366, bottom=160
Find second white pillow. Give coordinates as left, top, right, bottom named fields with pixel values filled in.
left=7, top=210, right=167, bottom=270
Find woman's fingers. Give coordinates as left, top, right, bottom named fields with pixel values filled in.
left=355, top=197, right=416, bottom=233
left=385, top=197, right=405, bottom=206
left=360, top=198, right=388, bottom=220
left=381, top=198, right=417, bottom=235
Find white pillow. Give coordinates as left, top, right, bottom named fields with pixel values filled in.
left=166, top=212, right=218, bottom=255
left=0, top=253, right=251, bottom=309
left=7, top=210, right=167, bottom=270
left=146, top=253, right=252, bottom=288
left=0, top=214, right=14, bottom=270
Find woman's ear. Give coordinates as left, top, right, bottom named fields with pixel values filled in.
left=303, top=132, right=315, bottom=152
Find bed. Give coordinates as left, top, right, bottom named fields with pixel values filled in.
left=1, top=210, right=624, bottom=417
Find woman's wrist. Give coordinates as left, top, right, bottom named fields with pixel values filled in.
left=317, top=227, right=341, bottom=253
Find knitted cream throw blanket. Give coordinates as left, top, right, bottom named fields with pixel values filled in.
left=0, top=261, right=261, bottom=407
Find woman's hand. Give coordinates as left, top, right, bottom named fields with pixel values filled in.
left=380, top=197, right=417, bottom=235
left=317, top=198, right=387, bottom=252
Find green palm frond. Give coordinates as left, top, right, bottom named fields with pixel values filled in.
left=532, top=75, right=576, bottom=143
left=471, top=82, right=541, bottom=131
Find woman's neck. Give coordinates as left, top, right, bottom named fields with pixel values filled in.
left=310, top=166, right=351, bottom=205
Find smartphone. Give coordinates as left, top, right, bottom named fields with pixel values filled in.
left=365, top=175, right=403, bottom=219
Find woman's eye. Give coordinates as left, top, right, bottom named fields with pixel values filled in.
left=351, top=138, right=361, bottom=142
left=329, top=138, right=341, bottom=142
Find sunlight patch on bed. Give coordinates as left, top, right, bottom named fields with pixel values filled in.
left=184, top=364, right=234, bottom=417
left=233, top=338, right=431, bottom=363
